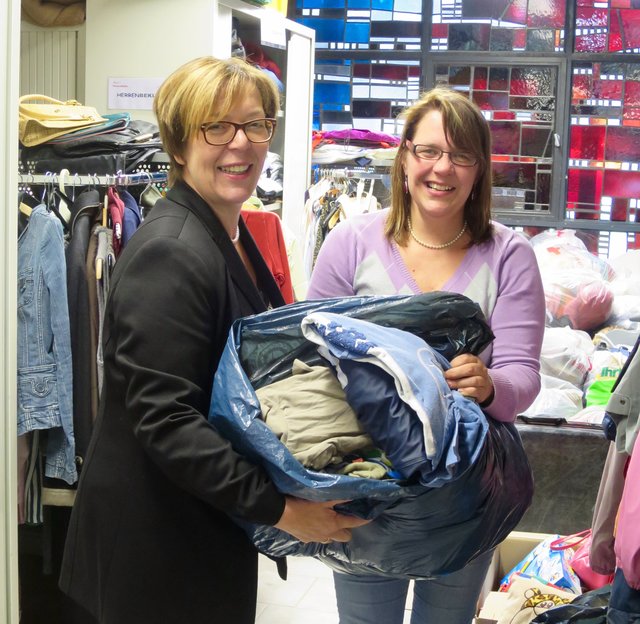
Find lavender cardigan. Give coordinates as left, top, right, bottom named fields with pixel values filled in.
left=307, top=210, right=545, bottom=423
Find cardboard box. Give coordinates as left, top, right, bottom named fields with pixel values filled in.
left=475, top=530, right=553, bottom=623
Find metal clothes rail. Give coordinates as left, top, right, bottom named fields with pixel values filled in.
left=314, top=166, right=390, bottom=181
left=18, top=170, right=168, bottom=187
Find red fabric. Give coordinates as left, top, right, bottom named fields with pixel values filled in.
left=243, top=42, right=282, bottom=80
left=241, top=209, right=294, bottom=304
left=107, top=187, right=124, bottom=258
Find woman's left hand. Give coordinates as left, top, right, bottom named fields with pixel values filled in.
left=444, top=354, right=494, bottom=406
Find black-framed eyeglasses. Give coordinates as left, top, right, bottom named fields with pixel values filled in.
left=200, top=118, right=276, bottom=146
left=410, top=142, right=478, bottom=167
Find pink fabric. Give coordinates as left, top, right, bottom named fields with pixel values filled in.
left=615, top=436, right=640, bottom=590
left=320, top=128, right=400, bottom=145
left=563, top=281, right=614, bottom=331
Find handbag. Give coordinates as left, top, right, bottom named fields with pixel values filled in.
left=550, top=530, right=615, bottom=591
left=19, top=94, right=106, bottom=147
left=20, top=119, right=163, bottom=175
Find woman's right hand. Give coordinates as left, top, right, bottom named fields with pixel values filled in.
left=274, top=496, right=370, bottom=544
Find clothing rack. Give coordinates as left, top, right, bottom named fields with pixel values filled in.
left=18, top=170, right=168, bottom=188
left=315, top=166, right=389, bottom=181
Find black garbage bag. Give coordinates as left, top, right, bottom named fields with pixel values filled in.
left=241, top=291, right=494, bottom=390
left=531, top=585, right=610, bottom=623
left=208, top=292, right=534, bottom=579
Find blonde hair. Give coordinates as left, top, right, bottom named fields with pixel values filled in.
left=385, top=87, right=493, bottom=245
left=153, top=56, right=280, bottom=186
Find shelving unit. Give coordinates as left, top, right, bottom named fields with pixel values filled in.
left=83, top=0, right=315, bottom=245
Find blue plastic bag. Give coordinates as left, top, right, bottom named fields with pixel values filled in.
left=208, top=293, right=534, bottom=579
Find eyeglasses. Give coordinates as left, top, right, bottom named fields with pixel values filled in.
left=200, top=118, right=276, bottom=146
left=410, top=142, right=478, bottom=167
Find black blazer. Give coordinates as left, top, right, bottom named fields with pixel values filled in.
left=60, top=182, right=286, bottom=624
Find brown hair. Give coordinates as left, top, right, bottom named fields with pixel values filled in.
left=385, top=87, right=493, bottom=245
left=153, top=56, right=280, bottom=186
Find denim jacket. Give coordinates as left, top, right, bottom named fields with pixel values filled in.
left=18, top=204, right=77, bottom=484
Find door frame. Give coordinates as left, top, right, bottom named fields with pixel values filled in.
left=1, top=0, right=21, bottom=622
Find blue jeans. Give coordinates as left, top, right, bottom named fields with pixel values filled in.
left=333, top=549, right=494, bottom=624
left=608, top=568, right=640, bottom=624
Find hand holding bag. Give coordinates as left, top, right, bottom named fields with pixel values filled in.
left=19, top=94, right=106, bottom=146
left=550, top=530, right=615, bottom=591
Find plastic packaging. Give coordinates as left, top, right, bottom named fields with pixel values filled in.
left=500, top=535, right=582, bottom=594
left=531, top=230, right=615, bottom=331
left=530, top=586, right=610, bottom=623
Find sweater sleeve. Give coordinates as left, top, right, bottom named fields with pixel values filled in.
left=481, top=233, right=546, bottom=422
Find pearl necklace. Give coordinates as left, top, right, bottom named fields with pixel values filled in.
left=407, top=217, right=467, bottom=250
left=230, top=225, right=240, bottom=244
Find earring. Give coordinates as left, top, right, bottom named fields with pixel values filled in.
left=403, top=175, right=409, bottom=194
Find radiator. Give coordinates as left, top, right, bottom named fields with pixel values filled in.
left=19, top=22, right=84, bottom=101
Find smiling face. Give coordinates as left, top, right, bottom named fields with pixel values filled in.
left=175, top=85, right=270, bottom=217
left=403, top=109, right=479, bottom=225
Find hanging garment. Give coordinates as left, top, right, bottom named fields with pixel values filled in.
left=17, top=431, right=44, bottom=525
left=107, top=186, right=125, bottom=258
left=589, top=441, right=628, bottom=575
left=241, top=208, right=294, bottom=304
left=18, top=204, right=76, bottom=484
left=614, top=418, right=640, bottom=591
left=85, top=226, right=100, bottom=424
left=119, top=188, right=143, bottom=247
left=605, top=335, right=640, bottom=455
left=93, top=225, right=115, bottom=396
left=66, top=188, right=101, bottom=471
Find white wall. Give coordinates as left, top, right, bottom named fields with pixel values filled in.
left=83, top=0, right=313, bottom=244
left=83, top=0, right=227, bottom=123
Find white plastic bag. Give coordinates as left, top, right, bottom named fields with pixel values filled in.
left=520, top=374, right=584, bottom=421
left=531, top=230, right=615, bottom=331
left=539, top=326, right=594, bottom=388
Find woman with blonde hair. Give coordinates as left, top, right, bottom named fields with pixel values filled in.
left=60, top=56, right=366, bottom=624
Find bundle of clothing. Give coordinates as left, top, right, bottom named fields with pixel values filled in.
left=209, top=293, right=534, bottom=578
left=22, top=0, right=85, bottom=27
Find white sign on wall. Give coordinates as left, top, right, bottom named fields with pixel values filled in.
left=108, top=77, right=163, bottom=110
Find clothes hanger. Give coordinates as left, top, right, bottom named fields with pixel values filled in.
left=42, top=173, right=70, bottom=234
left=57, top=168, right=73, bottom=223
left=139, top=171, right=163, bottom=215
left=18, top=175, right=39, bottom=215
left=17, top=178, right=38, bottom=236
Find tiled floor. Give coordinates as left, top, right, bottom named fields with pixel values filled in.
left=256, top=554, right=413, bottom=624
